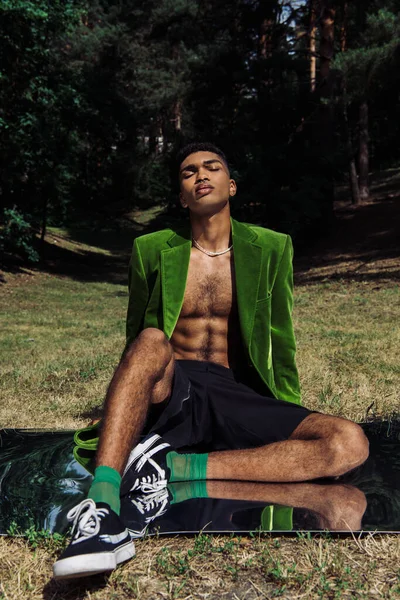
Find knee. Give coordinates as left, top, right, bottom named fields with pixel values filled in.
left=137, top=327, right=169, bottom=346
left=328, top=422, right=369, bottom=477
left=322, top=484, right=367, bottom=530
left=124, top=328, right=172, bottom=367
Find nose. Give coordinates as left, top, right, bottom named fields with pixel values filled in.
left=195, top=168, right=210, bottom=183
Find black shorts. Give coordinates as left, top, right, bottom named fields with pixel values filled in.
left=143, top=360, right=311, bottom=452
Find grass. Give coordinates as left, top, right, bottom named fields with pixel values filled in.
left=294, top=281, right=399, bottom=420
left=0, top=274, right=126, bottom=428
left=1, top=201, right=400, bottom=598
left=1, top=268, right=398, bottom=429
left=0, top=532, right=399, bottom=598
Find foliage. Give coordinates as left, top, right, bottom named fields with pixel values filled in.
left=334, top=10, right=400, bottom=100
left=0, top=207, right=39, bottom=262
left=6, top=520, right=65, bottom=549
left=1, top=0, right=400, bottom=262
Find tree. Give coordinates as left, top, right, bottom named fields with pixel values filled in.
left=3, top=0, right=400, bottom=265
left=334, top=7, right=400, bottom=202
left=0, top=0, right=86, bottom=257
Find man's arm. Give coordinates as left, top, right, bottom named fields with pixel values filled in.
left=270, top=235, right=301, bottom=405
left=126, top=238, right=149, bottom=347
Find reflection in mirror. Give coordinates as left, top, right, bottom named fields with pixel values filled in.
left=0, top=420, right=399, bottom=536
left=121, top=480, right=366, bottom=537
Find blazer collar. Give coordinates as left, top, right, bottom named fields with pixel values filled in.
left=166, top=224, right=191, bottom=248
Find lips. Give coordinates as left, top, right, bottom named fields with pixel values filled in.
left=195, top=185, right=214, bottom=196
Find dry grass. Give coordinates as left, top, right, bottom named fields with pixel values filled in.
left=294, top=279, right=399, bottom=421
left=0, top=533, right=399, bottom=599
left=1, top=197, right=399, bottom=598
left=0, top=270, right=126, bottom=429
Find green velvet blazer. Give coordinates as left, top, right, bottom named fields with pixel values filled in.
left=126, top=218, right=301, bottom=405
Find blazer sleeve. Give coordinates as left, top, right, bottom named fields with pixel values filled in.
left=270, top=235, right=302, bottom=405
left=126, top=238, right=149, bottom=347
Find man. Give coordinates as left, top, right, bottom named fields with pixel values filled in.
left=53, top=142, right=369, bottom=579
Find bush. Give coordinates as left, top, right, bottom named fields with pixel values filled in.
left=0, top=207, right=39, bottom=263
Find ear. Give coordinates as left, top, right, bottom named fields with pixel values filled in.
left=229, top=179, right=237, bottom=197
left=179, top=193, right=188, bottom=209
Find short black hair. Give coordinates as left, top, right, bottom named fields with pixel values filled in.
left=176, top=142, right=229, bottom=173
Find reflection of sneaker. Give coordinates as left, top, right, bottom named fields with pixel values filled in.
left=121, top=433, right=172, bottom=496
left=53, top=499, right=135, bottom=579
left=120, top=487, right=172, bottom=538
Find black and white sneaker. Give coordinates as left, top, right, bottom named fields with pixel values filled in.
left=121, top=433, right=173, bottom=496
left=53, top=499, right=135, bottom=579
left=120, top=487, right=172, bottom=539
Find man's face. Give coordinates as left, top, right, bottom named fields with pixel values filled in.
left=179, top=151, right=236, bottom=216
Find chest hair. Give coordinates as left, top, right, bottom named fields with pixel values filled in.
left=181, top=259, right=236, bottom=319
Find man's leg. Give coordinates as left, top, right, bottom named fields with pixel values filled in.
left=204, top=413, right=369, bottom=482
left=96, top=328, right=175, bottom=473
left=205, top=480, right=367, bottom=531
left=165, top=364, right=368, bottom=485
left=88, top=328, right=175, bottom=512
left=53, top=328, right=175, bottom=579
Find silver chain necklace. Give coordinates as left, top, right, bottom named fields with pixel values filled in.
left=193, top=238, right=233, bottom=257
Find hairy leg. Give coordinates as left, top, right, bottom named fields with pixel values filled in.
left=206, top=413, right=369, bottom=482
left=205, top=480, right=367, bottom=531
left=95, top=328, right=175, bottom=474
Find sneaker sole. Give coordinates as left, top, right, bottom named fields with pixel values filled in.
left=53, top=540, right=135, bottom=579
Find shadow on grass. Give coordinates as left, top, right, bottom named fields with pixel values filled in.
left=1, top=206, right=187, bottom=286
left=43, top=573, right=111, bottom=600
left=295, top=195, right=400, bottom=285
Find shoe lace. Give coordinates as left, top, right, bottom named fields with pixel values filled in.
left=131, top=488, right=170, bottom=523
left=132, top=452, right=168, bottom=493
left=67, top=499, right=109, bottom=545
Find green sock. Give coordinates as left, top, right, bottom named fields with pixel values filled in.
left=169, top=480, right=208, bottom=505
left=166, top=451, right=208, bottom=483
left=87, top=466, right=121, bottom=515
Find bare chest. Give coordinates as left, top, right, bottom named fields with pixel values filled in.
left=179, top=253, right=237, bottom=319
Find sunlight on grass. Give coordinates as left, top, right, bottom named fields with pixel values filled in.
left=0, top=275, right=127, bottom=428
left=294, top=281, right=400, bottom=420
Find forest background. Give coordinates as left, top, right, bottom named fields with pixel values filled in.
left=1, top=0, right=400, bottom=261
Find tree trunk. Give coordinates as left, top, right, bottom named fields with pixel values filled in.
left=173, top=99, right=182, bottom=133
left=40, top=195, right=48, bottom=245
left=339, top=0, right=348, bottom=52
left=317, top=0, right=337, bottom=215
left=258, top=15, right=274, bottom=93
left=319, top=1, right=336, bottom=84
left=349, top=159, right=361, bottom=205
left=339, top=0, right=359, bottom=204
left=358, top=100, right=369, bottom=201
left=259, top=17, right=273, bottom=60
left=309, top=0, right=317, bottom=93
left=171, top=41, right=183, bottom=145
left=342, top=87, right=360, bottom=204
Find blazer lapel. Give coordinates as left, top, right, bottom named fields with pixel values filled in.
left=160, top=219, right=262, bottom=347
left=232, top=219, right=262, bottom=351
left=161, top=227, right=191, bottom=339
